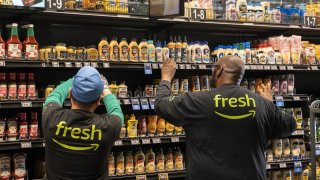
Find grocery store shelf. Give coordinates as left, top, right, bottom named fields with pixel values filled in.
left=114, top=136, right=185, bottom=147
left=0, top=139, right=44, bottom=151
left=290, top=129, right=305, bottom=136
left=266, top=159, right=310, bottom=170
left=108, top=170, right=186, bottom=180
left=0, top=100, right=44, bottom=108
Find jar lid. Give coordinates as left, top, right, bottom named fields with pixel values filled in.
left=56, top=43, right=66, bottom=47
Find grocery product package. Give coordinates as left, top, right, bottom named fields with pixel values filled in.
left=279, top=36, right=291, bottom=64
left=300, top=41, right=309, bottom=64
left=290, top=35, right=302, bottom=65
left=199, top=0, right=213, bottom=19
left=226, top=0, right=236, bottom=20
left=305, top=45, right=316, bottom=65
left=268, top=36, right=281, bottom=51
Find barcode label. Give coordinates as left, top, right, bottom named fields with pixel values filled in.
left=21, top=142, right=32, bottom=148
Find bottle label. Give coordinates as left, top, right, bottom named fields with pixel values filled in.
left=259, top=55, right=266, bottom=64
left=156, top=49, right=162, bottom=62
left=130, top=46, right=139, bottom=61
left=0, top=156, right=11, bottom=178
left=25, top=44, right=38, bottom=59
left=175, top=156, right=183, bottom=170
left=101, top=45, right=109, bottom=60
left=148, top=48, right=155, bottom=62
left=0, top=121, right=5, bottom=137
left=13, top=156, right=26, bottom=178
left=29, top=124, right=38, bottom=138
left=7, top=44, right=22, bottom=58
left=266, top=50, right=275, bottom=64
left=195, top=48, right=202, bottom=63
left=18, top=85, right=27, bottom=99
left=8, top=84, right=17, bottom=99
left=140, top=46, right=148, bottom=61
left=27, top=85, right=36, bottom=97
left=120, top=46, right=129, bottom=61
left=0, top=84, right=7, bottom=98
left=246, top=51, right=252, bottom=64
left=8, top=121, right=17, bottom=136
left=0, top=43, right=5, bottom=58
left=111, top=46, right=119, bottom=61
left=175, top=48, right=182, bottom=62
left=166, top=159, right=174, bottom=170
left=19, top=125, right=28, bottom=139
left=203, top=49, right=210, bottom=63
left=162, top=50, right=169, bottom=60
left=169, top=48, right=175, bottom=59
left=181, top=48, right=187, bottom=62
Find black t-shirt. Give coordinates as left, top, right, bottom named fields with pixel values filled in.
left=155, top=82, right=296, bottom=180
left=42, top=102, right=121, bottom=180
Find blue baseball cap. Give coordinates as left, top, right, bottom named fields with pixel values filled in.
left=71, top=66, right=104, bottom=103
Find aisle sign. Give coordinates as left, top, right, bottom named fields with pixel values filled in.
left=158, top=173, right=169, bottom=180
left=21, top=142, right=32, bottom=148
left=136, top=175, right=147, bottom=180
left=294, top=161, right=302, bottom=173
left=144, top=63, right=152, bottom=75
left=45, top=0, right=65, bottom=10
left=304, top=16, right=318, bottom=28
left=191, top=8, right=206, bottom=21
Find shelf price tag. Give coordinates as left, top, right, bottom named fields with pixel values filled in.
left=275, top=96, right=284, bottom=107
left=250, top=65, right=257, bottom=70
left=271, top=66, right=278, bottom=70
left=179, top=64, right=186, bottom=69
left=149, top=98, right=155, bottom=110
left=279, top=66, right=286, bottom=70
left=21, top=142, right=32, bottom=148
left=83, top=62, right=90, bottom=67
left=191, top=65, right=197, bottom=69
left=158, top=173, right=169, bottom=180
left=75, top=62, right=82, bottom=68
left=287, top=66, right=294, bottom=70
left=122, top=99, right=131, bottom=105
left=45, top=0, right=65, bottom=10
left=186, top=64, right=192, bottom=70
left=144, top=63, right=152, bottom=75
left=103, top=63, right=110, bottom=68
left=152, top=138, right=161, bottom=144
left=266, top=164, right=271, bottom=170
left=142, top=138, right=151, bottom=144
left=257, top=65, right=263, bottom=70
left=140, top=99, right=150, bottom=110
left=244, top=65, right=250, bottom=70
left=198, top=64, right=207, bottom=69
left=64, top=62, right=72, bottom=68
left=131, top=139, right=140, bottom=145
left=21, top=101, right=32, bottom=108
left=304, top=16, right=318, bottom=28
left=159, top=64, right=163, bottom=69
left=131, top=99, right=140, bottom=110
left=293, top=96, right=301, bottom=101
left=152, top=64, right=159, bottom=69
left=311, top=66, right=319, bottom=70
left=191, top=8, right=206, bottom=21
left=0, top=61, right=5, bottom=67
left=279, top=163, right=286, bottom=168
left=52, top=62, right=59, bottom=68
left=263, top=65, right=271, bottom=70
left=114, top=140, right=123, bottom=146
left=136, top=175, right=147, bottom=180
left=171, top=137, right=180, bottom=142
left=91, top=62, right=98, bottom=68
left=294, top=161, right=302, bottom=173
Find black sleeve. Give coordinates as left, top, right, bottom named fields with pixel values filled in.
left=102, top=114, right=122, bottom=141
left=265, top=100, right=296, bottom=139
left=42, top=102, right=61, bottom=130
left=155, top=80, right=209, bottom=127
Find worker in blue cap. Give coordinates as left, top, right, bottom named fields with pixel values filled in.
left=42, top=66, right=124, bottom=180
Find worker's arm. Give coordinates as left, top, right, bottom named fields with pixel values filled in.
left=102, top=89, right=124, bottom=126
left=43, top=78, right=73, bottom=108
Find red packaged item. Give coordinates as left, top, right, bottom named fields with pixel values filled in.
left=27, top=73, right=36, bottom=100
left=7, top=117, right=17, bottom=141
left=18, top=113, right=28, bottom=140
left=0, top=154, right=11, bottom=180
left=0, top=73, right=7, bottom=100
left=12, top=153, right=27, bottom=179
left=0, top=118, right=6, bottom=142
left=0, top=29, right=5, bottom=59
left=23, top=24, right=38, bottom=60
left=29, top=112, right=38, bottom=139
left=6, top=23, right=22, bottom=59
left=17, top=73, right=26, bottom=100
left=7, top=73, right=17, bottom=100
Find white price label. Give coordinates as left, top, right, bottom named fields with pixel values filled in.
left=250, top=65, right=257, bottom=70
left=279, top=66, right=286, bottom=70
left=316, top=144, right=320, bottom=149
left=186, top=64, right=192, bottom=69
left=91, top=62, right=98, bottom=68
left=103, top=63, right=110, bottom=68
left=266, top=164, right=271, bottom=169
left=287, top=66, right=294, bottom=70
left=271, top=66, right=278, bottom=70
left=0, top=61, right=5, bottom=67
left=21, top=142, right=32, bottom=148
left=43, top=142, right=45, bottom=147
left=65, top=62, right=72, bottom=68
left=122, top=99, right=131, bottom=105
left=171, top=137, right=180, bottom=142
left=199, top=64, right=207, bottom=69
left=52, top=62, right=59, bottom=67
left=152, top=64, right=159, bottom=69
left=257, top=66, right=264, bottom=70
left=293, top=96, right=301, bottom=101
left=152, top=138, right=161, bottom=144
left=41, top=63, right=47, bottom=67
left=311, top=66, right=318, bottom=70
left=114, top=140, right=123, bottom=146
left=264, top=65, right=270, bottom=70
left=280, top=163, right=286, bottom=168
left=75, top=62, right=83, bottom=68
left=244, top=65, right=250, bottom=70
left=159, top=64, right=163, bottom=69
left=179, top=64, right=185, bottom=69
left=83, top=62, right=90, bottom=67
left=21, top=101, right=32, bottom=107
left=142, top=138, right=151, bottom=144
left=131, top=139, right=140, bottom=145
left=294, top=162, right=302, bottom=167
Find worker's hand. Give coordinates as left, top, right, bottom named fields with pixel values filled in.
left=100, top=74, right=111, bottom=97
left=257, top=84, right=273, bottom=102
left=161, top=59, right=176, bottom=82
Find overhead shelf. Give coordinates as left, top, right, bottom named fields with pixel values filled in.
left=266, top=159, right=310, bottom=170
left=0, top=139, right=45, bottom=151
left=113, top=136, right=185, bottom=147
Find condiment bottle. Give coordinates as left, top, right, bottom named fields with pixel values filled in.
left=175, top=126, right=183, bottom=135
left=162, top=41, right=169, bottom=61
left=45, top=85, right=55, bottom=98
left=98, top=37, right=109, bottom=61
left=129, top=38, right=139, bottom=62
left=280, top=75, right=288, bottom=95
left=201, top=41, right=210, bottom=63
left=157, top=117, right=166, bottom=136
left=272, top=139, right=282, bottom=160
left=165, top=121, right=175, bottom=136
left=139, top=39, right=148, bottom=62
left=271, top=76, right=279, bottom=95
left=290, top=139, right=300, bottom=159
left=0, top=29, right=5, bottom=59
left=179, top=79, right=189, bottom=94
left=7, top=117, right=18, bottom=141
left=147, top=40, right=155, bottom=62
left=238, top=43, right=246, bottom=64
left=12, top=153, right=27, bottom=179
left=174, top=147, right=184, bottom=170
left=0, top=154, right=11, bottom=179
left=258, top=44, right=267, bottom=64
left=191, top=76, right=200, bottom=92
left=147, top=115, right=157, bottom=137
left=86, top=45, right=99, bottom=61
left=232, top=44, right=238, bottom=57
left=193, top=41, right=202, bottom=63
left=0, top=118, right=6, bottom=141
left=8, top=73, right=17, bottom=100
left=138, top=115, right=147, bottom=137
left=119, top=124, right=126, bottom=138
left=175, top=36, right=182, bottom=63
left=55, top=43, right=67, bottom=60
left=200, top=75, right=209, bottom=91
left=125, top=151, right=134, bottom=174
left=108, top=152, right=115, bottom=176
left=171, top=79, right=179, bottom=96
left=23, top=24, right=38, bottom=60
left=17, top=73, right=26, bottom=100
left=155, top=41, right=163, bottom=62
left=282, top=138, right=290, bottom=159
left=119, top=38, right=129, bottom=62
left=116, top=151, right=125, bottom=175
left=165, top=148, right=174, bottom=171
left=76, top=47, right=85, bottom=60
left=217, top=45, right=224, bottom=60
left=134, top=147, right=145, bottom=174
left=146, top=148, right=156, bottom=173
left=156, top=148, right=165, bottom=172
left=287, top=74, right=295, bottom=95
left=118, top=81, right=127, bottom=98
left=181, top=36, right=188, bottom=63
left=109, top=37, right=119, bottom=61
left=29, top=112, right=38, bottom=139
left=109, top=81, right=119, bottom=96
left=294, top=108, right=303, bottom=129
left=127, top=114, right=138, bottom=138
left=168, top=36, right=175, bottom=60
left=18, top=113, right=28, bottom=140
left=266, top=44, right=275, bottom=64
left=244, top=42, right=252, bottom=64
left=0, top=73, right=7, bottom=100
left=275, top=50, right=283, bottom=64
left=300, top=139, right=306, bottom=158
left=6, top=23, right=22, bottom=59
left=67, top=46, right=76, bottom=60
left=27, top=73, right=36, bottom=99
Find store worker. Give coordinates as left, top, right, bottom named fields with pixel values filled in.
left=155, top=56, right=296, bottom=180
left=42, top=66, right=124, bottom=180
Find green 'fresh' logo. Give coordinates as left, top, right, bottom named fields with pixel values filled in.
left=214, top=110, right=256, bottom=120
left=52, top=138, right=99, bottom=151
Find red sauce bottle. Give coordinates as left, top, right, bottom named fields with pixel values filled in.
left=27, top=73, right=36, bottom=99
left=29, top=112, right=38, bottom=139
left=0, top=73, right=7, bottom=100
left=6, top=23, right=22, bottom=59
left=23, top=24, right=38, bottom=60
left=7, top=117, right=18, bottom=141
left=18, top=113, right=28, bottom=140
left=18, top=73, right=26, bottom=100
left=0, top=29, right=5, bottom=59
left=0, top=118, right=6, bottom=141
left=7, top=73, right=17, bottom=100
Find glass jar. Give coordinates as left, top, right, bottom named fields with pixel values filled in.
left=39, top=46, right=46, bottom=60
left=55, top=43, right=67, bottom=60
left=45, top=46, right=56, bottom=60
left=76, top=47, right=86, bottom=60
left=67, top=46, right=76, bottom=60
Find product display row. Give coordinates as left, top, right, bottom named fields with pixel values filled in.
left=0, top=153, right=27, bottom=180
left=266, top=168, right=309, bottom=180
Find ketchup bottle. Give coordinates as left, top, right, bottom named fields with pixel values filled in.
left=7, top=73, right=17, bottom=100
left=29, top=112, right=38, bottom=139
left=0, top=73, right=7, bottom=100
left=0, top=29, right=5, bottom=59
left=18, top=73, right=26, bottom=100
left=23, top=24, right=38, bottom=60
left=27, top=73, right=36, bottom=99
left=6, top=23, right=22, bottom=59
left=18, top=113, right=28, bottom=140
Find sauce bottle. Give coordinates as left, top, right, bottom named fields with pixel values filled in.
left=162, top=41, right=169, bottom=61
left=8, top=73, right=17, bottom=100
left=146, top=148, right=156, bottom=173
left=98, top=37, right=109, bottom=61
left=272, top=139, right=282, bottom=160
left=171, top=79, right=179, bottom=96
left=217, top=45, right=225, bottom=60
left=23, top=24, right=38, bottom=60
left=193, top=41, right=202, bottom=63
left=116, top=151, right=125, bottom=175
left=119, top=124, right=126, bottom=138
left=18, top=113, right=28, bottom=140
left=109, top=37, right=119, bottom=61
left=27, top=73, right=36, bottom=99
left=282, top=138, right=290, bottom=159
left=0, top=29, right=5, bottom=59
left=17, top=73, right=26, bottom=100
left=7, top=117, right=18, bottom=141
left=0, top=118, right=5, bottom=142
left=0, top=154, right=11, bottom=179
left=156, top=148, right=165, bottom=172
left=139, top=39, right=148, bottom=62
left=201, top=41, right=210, bottom=63
left=191, top=76, right=200, bottom=92
left=168, top=36, right=175, bottom=60
left=232, top=44, right=239, bottom=57
left=6, top=23, right=22, bottom=59
left=118, top=81, right=127, bottom=98
left=138, top=115, right=147, bottom=137
left=127, top=114, right=138, bottom=138
left=165, top=121, right=175, bottom=136
left=165, top=148, right=174, bottom=171
left=134, top=147, right=145, bottom=174
left=238, top=43, right=246, bottom=64
left=245, top=42, right=252, bottom=64
left=179, top=79, right=189, bottom=94
left=119, top=38, right=129, bottom=62
left=29, top=112, right=38, bottom=139
left=175, top=126, right=183, bottom=135
left=275, top=50, right=283, bottom=64
left=125, top=151, right=134, bottom=174
left=155, top=41, right=163, bottom=62
left=181, top=36, right=188, bottom=63
left=108, top=152, right=115, bottom=176
left=175, top=36, right=182, bottom=63
left=129, top=38, right=139, bottom=62
left=258, top=44, right=267, bottom=64
left=224, top=45, right=233, bottom=56
left=13, top=153, right=27, bottom=179
left=200, top=75, right=209, bottom=91
left=174, top=147, right=184, bottom=170
left=147, top=40, right=155, bottom=62
left=157, top=117, right=166, bottom=136
left=147, top=115, right=157, bottom=137
left=0, top=73, right=7, bottom=100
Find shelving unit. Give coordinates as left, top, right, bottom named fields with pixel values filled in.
left=108, top=170, right=186, bottom=180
